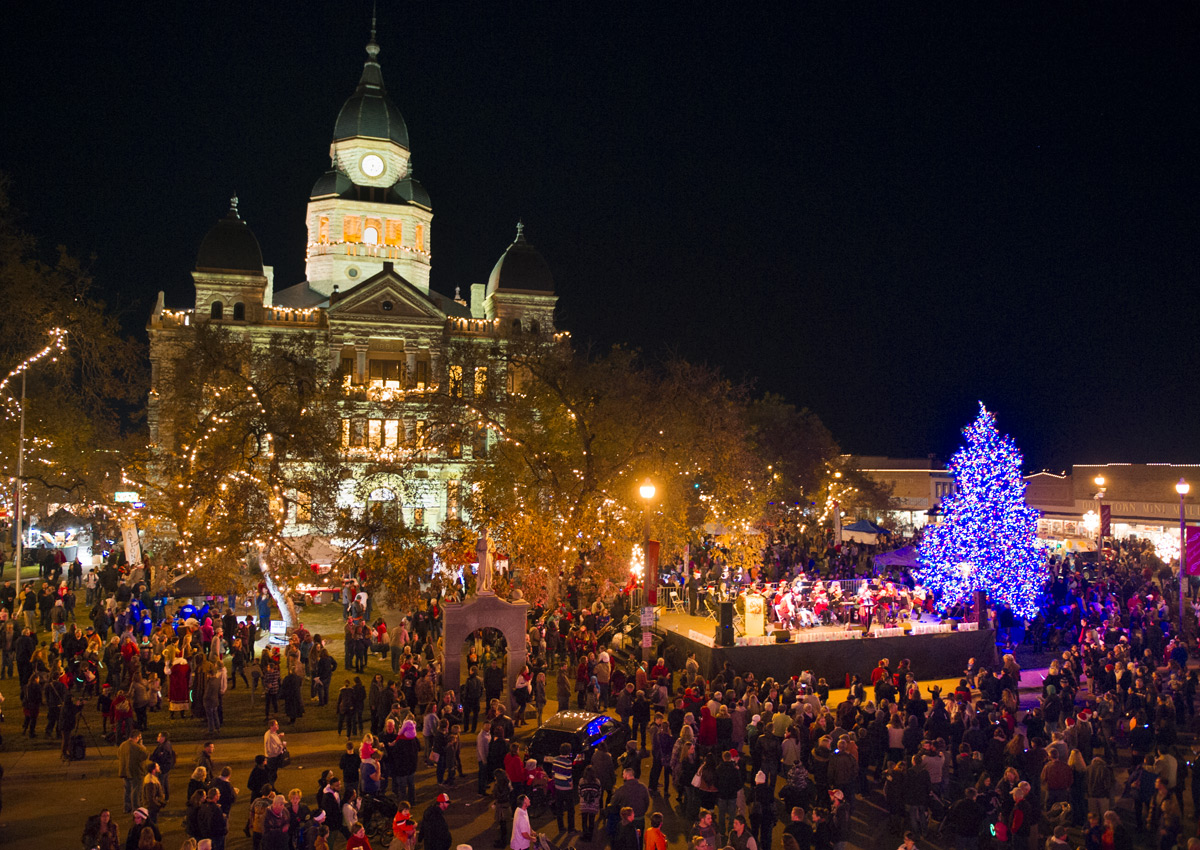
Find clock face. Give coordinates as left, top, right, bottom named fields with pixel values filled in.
left=361, top=154, right=385, bottom=178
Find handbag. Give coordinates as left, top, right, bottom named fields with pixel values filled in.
left=430, top=751, right=441, bottom=763
left=278, top=747, right=292, bottom=768
left=691, top=772, right=703, bottom=788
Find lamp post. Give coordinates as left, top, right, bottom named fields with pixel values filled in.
left=1093, top=475, right=1106, bottom=562
left=1177, top=478, right=1190, bottom=636
left=13, top=371, right=25, bottom=593
left=639, top=479, right=656, bottom=663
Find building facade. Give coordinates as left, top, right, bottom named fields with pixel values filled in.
left=147, top=29, right=558, bottom=532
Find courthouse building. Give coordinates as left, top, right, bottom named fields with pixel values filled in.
left=147, top=28, right=557, bottom=531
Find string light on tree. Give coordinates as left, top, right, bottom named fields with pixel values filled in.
left=915, top=403, right=1046, bottom=620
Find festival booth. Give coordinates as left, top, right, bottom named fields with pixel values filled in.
left=841, top=518, right=889, bottom=544
left=291, top=535, right=345, bottom=603
left=874, top=544, right=920, bottom=572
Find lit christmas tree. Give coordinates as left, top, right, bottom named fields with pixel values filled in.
left=916, top=403, right=1046, bottom=620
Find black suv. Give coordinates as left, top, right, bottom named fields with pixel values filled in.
left=527, top=710, right=631, bottom=779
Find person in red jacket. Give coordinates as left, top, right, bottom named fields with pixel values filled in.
left=346, top=820, right=373, bottom=850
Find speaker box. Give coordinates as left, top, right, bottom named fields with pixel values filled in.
left=974, top=591, right=988, bottom=626
left=715, top=601, right=735, bottom=647
left=774, top=629, right=792, bottom=643
left=718, top=601, right=734, bottom=630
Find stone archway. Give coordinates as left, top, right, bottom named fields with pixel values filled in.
left=442, top=592, right=529, bottom=705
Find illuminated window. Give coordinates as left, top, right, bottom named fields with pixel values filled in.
left=384, top=419, right=400, bottom=448
left=364, top=218, right=381, bottom=245
left=415, top=224, right=425, bottom=251
left=385, top=219, right=402, bottom=246
left=340, top=357, right=359, bottom=385
left=413, top=507, right=425, bottom=528
left=447, top=439, right=462, bottom=459
left=369, top=360, right=402, bottom=387
left=474, top=366, right=487, bottom=398
left=343, top=216, right=362, bottom=243
left=318, top=216, right=329, bottom=243
left=211, top=301, right=224, bottom=320
left=414, top=420, right=427, bottom=445
left=414, top=360, right=428, bottom=391
left=233, top=302, right=246, bottom=321
left=349, top=418, right=366, bottom=447
left=448, top=364, right=463, bottom=397
left=368, top=419, right=383, bottom=448
left=446, top=480, right=460, bottom=522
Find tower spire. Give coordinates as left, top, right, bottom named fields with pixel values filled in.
left=366, top=1, right=380, bottom=61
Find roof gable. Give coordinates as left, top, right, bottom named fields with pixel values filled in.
left=328, top=268, right=444, bottom=321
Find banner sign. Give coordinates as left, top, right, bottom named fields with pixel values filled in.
left=120, top=517, right=142, bottom=566
left=1099, top=504, right=1111, bottom=538
left=1187, top=526, right=1200, bottom=576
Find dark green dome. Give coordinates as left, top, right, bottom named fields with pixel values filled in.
left=196, top=198, right=263, bottom=275
left=487, top=223, right=554, bottom=297
left=334, top=39, right=409, bottom=148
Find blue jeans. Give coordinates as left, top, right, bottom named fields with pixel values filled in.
left=124, top=777, right=139, bottom=813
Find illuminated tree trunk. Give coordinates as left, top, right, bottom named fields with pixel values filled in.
left=259, top=557, right=298, bottom=632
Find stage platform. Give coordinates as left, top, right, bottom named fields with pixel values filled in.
left=656, top=609, right=997, bottom=684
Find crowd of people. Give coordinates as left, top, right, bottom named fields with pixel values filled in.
left=3, top=532, right=1200, bottom=850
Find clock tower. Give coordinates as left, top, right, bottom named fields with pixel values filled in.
left=305, top=23, right=433, bottom=295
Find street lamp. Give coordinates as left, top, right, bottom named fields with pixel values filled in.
left=639, top=479, right=656, bottom=663
left=1177, top=478, right=1190, bottom=635
left=1093, top=475, right=1106, bottom=561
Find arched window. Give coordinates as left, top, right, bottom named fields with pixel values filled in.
left=233, top=302, right=246, bottom=321
left=511, top=318, right=522, bottom=334
left=529, top=319, right=540, bottom=334
left=211, top=301, right=224, bottom=320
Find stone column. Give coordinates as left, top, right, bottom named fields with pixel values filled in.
left=355, top=342, right=369, bottom=384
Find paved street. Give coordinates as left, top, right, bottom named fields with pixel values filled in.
left=0, top=674, right=993, bottom=850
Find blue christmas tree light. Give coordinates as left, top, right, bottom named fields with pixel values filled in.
left=916, top=403, right=1046, bottom=620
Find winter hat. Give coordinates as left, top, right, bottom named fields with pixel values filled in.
left=134, top=808, right=149, bottom=819
left=755, top=771, right=767, bottom=784
left=314, top=811, right=326, bottom=823
left=436, top=793, right=451, bottom=804
left=829, top=789, right=844, bottom=802
left=401, top=719, right=417, bottom=739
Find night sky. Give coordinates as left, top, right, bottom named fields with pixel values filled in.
left=3, top=3, right=1199, bottom=470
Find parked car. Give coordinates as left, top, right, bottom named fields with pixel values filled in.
left=527, top=710, right=631, bottom=778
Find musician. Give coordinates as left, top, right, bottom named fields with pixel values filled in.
left=856, top=583, right=877, bottom=632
